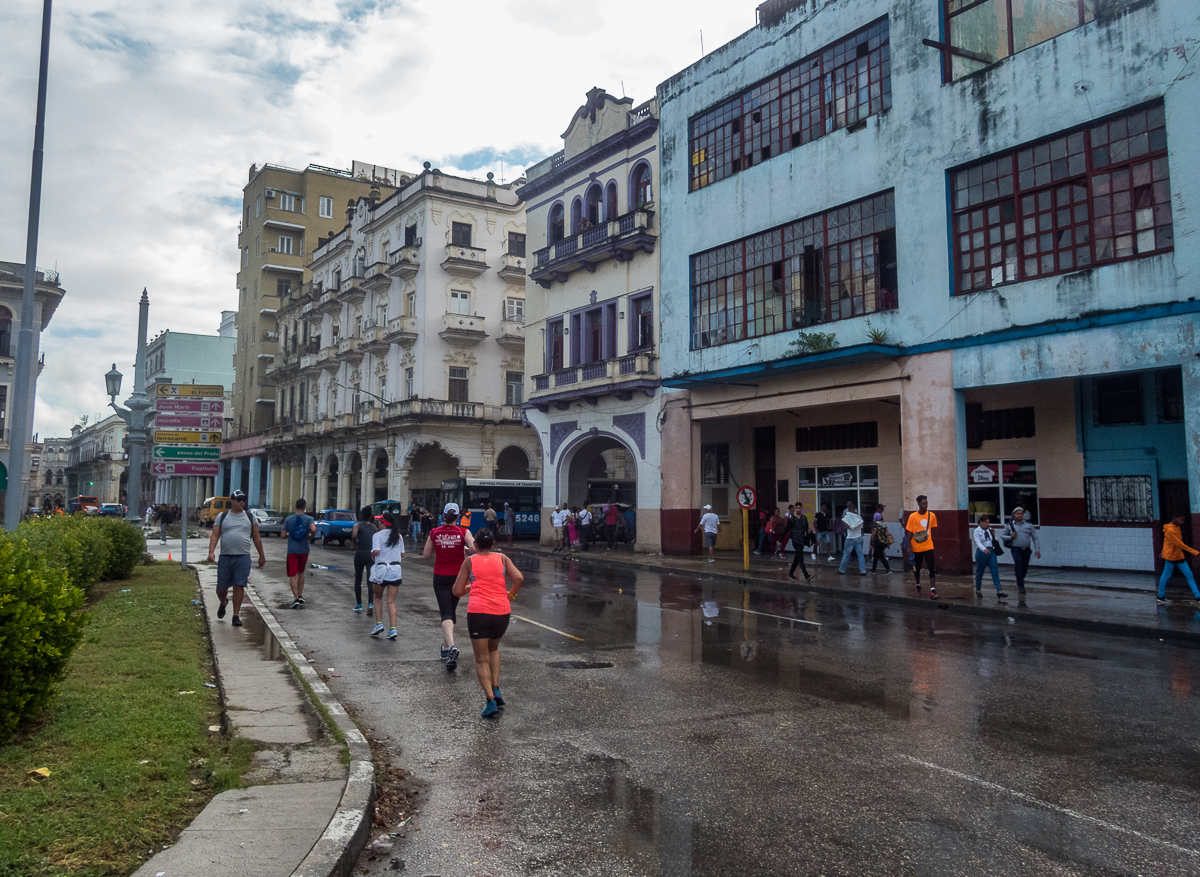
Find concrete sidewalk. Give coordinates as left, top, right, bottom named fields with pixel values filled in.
left=133, top=541, right=374, bottom=877
left=511, top=544, right=1200, bottom=645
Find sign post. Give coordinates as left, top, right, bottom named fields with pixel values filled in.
left=737, top=486, right=757, bottom=572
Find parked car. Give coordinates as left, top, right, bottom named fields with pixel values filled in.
left=314, top=509, right=357, bottom=546
left=250, top=508, right=286, bottom=537
left=200, top=496, right=232, bottom=527
left=99, top=503, right=125, bottom=517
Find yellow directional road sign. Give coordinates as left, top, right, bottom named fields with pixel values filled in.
left=156, top=384, right=225, bottom=398
left=154, top=430, right=222, bottom=444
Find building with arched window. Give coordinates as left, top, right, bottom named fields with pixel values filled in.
left=0, top=262, right=64, bottom=516
left=521, top=88, right=663, bottom=551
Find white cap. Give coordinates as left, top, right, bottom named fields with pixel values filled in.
left=703, top=504, right=712, bottom=510
left=443, top=502, right=460, bottom=515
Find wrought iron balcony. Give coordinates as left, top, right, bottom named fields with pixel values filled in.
left=531, top=207, right=656, bottom=288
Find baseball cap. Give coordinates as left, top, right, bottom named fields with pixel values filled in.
left=443, top=502, right=460, bottom=515
left=230, top=490, right=247, bottom=501
left=703, top=504, right=712, bottom=510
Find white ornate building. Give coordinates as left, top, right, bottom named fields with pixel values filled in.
left=264, top=167, right=539, bottom=511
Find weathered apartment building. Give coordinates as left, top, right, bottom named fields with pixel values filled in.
left=263, top=166, right=536, bottom=513
left=656, top=0, right=1199, bottom=571
left=520, top=88, right=664, bottom=551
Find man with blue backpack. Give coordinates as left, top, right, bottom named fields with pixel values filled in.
left=280, top=498, right=317, bottom=609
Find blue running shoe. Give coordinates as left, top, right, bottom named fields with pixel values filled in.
left=492, top=686, right=505, bottom=707
left=481, top=699, right=499, bottom=718
left=370, top=623, right=385, bottom=636
left=354, top=604, right=363, bottom=612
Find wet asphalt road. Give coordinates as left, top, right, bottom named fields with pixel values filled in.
left=247, top=539, right=1200, bottom=876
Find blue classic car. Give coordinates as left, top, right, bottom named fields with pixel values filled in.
left=314, top=509, right=357, bottom=546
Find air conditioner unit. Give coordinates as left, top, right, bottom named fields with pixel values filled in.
left=270, top=247, right=278, bottom=252
left=414, top=237, right=423, bottom=247
left=265, top=188, right=277, bottom=199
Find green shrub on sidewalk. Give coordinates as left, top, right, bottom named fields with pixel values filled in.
left=0, top=537, right=86, bottom=739
left=14, top=514, right=135, bottom=596
left=92, top=516, right=146, bottom=580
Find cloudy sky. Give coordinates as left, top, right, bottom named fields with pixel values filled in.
left=1, top=0, right=749, bottom=438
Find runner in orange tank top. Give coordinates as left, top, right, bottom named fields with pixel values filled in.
left=452, top=527, right=524, bottom=718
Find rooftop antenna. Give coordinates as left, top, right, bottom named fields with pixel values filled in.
left=621, top=80, right=625, bottom=97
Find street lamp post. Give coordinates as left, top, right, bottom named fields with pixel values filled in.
left=107, top=289, right=153, bottom=522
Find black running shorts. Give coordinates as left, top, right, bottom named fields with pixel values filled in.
left=467, top=612, right=510, bottom=640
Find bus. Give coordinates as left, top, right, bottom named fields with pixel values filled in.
left=69, top=495, right=100, bottom=514
left=439, top=478, right=541, bottom=537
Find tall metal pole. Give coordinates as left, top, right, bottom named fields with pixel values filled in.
left=6, top=0, right=54, bottom=530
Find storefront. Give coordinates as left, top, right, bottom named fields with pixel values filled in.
left=966, top=459, right=1038, bottom=525
left=797, top=465, right=881, bottom=521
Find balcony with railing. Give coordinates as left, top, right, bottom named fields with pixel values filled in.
left=316, top=344, right=337, bottom=365
left=318, top=289, right=341, bottom=315
left=383, top=315, right=418, bottom=348
left=337, top=271, right=367, bottom=305
left=383, top=398, right=524, bottom=423
left=361, top=321, right=389, bottom=354
left=439, top=312, right=487, bottom=345
left=363, top=261, right=391, bottom=291
left=496, top=319, right=525, bottom=351
left=498, top=252, right=526, bottom=282
left=528, top=351, right=659, bottom=408
left=387, top=245, right=421, bottom=280
left=441, top=244, right=488, bottom=278
left=336, top=336, right=363, bottom=364
left=531, top=207, right=656, bottom=288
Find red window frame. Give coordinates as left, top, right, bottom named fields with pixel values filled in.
left=689, top=18, right=891, bottom=193
left=943, top=0, right=1096, bottom=82
left=690, top=191, right=896, bottom=349
left=951, top=102, right=1172, bottom=295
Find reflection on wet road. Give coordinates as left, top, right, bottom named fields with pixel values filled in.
left=258, top=543, right=1200, bottom=876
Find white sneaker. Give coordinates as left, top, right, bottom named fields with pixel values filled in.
left=708, top=558, right=715, bottom=563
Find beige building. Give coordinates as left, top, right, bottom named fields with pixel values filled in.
left=229, top=162, right=398, bottom=499
left=0, top=262, right=63, bottom=514
left=264, top=165, right=538, bottom=514
left=66, top=414, right=128, bottom=505
left=36, top=438, right=68, bottom=510
left=519, top=89, right=662, bottom=550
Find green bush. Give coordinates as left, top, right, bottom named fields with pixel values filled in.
left=16, top=515, right=113, bottom=597
left=92, top=516, right=146, bottom=580
left=0, top=537, right=86, bottom=739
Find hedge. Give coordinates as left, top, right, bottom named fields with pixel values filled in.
left=0, top=516, right=146, bottom=738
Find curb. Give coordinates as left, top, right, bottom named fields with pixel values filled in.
left=509, top=548, right=1200, bottom=648
left=242, top=584, right=376, bottom=877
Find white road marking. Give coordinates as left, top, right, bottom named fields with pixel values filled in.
left=900, top=754, right=1200, bottom=858
left=726, top=606, right=821, bottom=627
left=512, top=614, right=584, bottom=642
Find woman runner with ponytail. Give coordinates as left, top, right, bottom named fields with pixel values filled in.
left=369, top=511, right=404, bottom=640
left=452, top=527, right=523, bottom=717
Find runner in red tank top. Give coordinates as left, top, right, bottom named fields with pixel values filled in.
left=422, top=502, right=476, bottom=671
left=452, top=526, right=523, bottom=718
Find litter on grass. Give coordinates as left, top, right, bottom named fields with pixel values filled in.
left=204, top=683, right=217, bottom=688
left=178, top=690, right=195, bottom=695
left=27, top=768, right=50, bottom=778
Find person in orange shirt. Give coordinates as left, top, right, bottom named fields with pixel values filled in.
left=905, top=495, right=938, bottom=599
left=1157, top=513, right=1199, bottom=604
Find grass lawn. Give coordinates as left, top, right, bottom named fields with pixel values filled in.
left=0, top=562, right=254, bottom=877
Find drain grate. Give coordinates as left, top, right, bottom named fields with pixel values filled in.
left=546, top=661, right=614, bottom=670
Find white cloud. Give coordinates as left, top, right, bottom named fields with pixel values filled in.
left=0, top=0, right=750, bottom=437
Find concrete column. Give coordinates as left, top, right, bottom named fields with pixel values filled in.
left=229, top=458, right=243, bottom=499
left=1183, top=359, right=1200, bottom=540
left=336, top=457, right=350, bottom=510
left=265, top=459, right=274, bottom=510
left=248, top=457, right=262, bottom=507
left=316, top=462, right=330, bottom=510
left=899, top=350, right=969, bottom=574
left=362, top=453, right=376, bottom=510
left=658, top=392, right=700, bottom=555
left=215, top=464, right=225, bottom=497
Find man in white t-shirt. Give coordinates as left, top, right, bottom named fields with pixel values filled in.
left=551, top=505, right=567, bottom=552
left=578, top=506, right=593, bottom=551
left=693, top=504, right=721, bottom=563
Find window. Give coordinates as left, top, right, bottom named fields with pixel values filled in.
left=505, top=298, right=525, bottom=323
left=406, top=292, right=416, bottom=316
left=795, top=422, right=878, bottom=452
left=798, top=466, right=880, bottom=524
left=967, top=459, right=1038, bottom=525
left=632, top=164, right=653, bottom=207
left=549, top=204, right=565, bottom=243
left=1155, top=368, right=1183, bottom=423
left=571, top=200, right=582, bottom=235
left=405, top=224, right=418, bottom=246
left=691, top=190, right=896, bottom=348
left=319, top=196, right=333, bottom=218
left=253, top=280, right=258, bottom=300
left=701, top=444, right=731, bottom=485
left=689, top=18, right=891, bottom=192
left=1094, top=374, right=1144, bottom=426
left=255, top=237, right=260, bottom=257
left=278, top=235, right=293, bottom=255
left=506, top=371, right=523, bottom=406
left=943, top=0, right=1095, bottom=82
left=451, top=222, right=472, bottom=247
left=547, top=318, right=564, bottom=371
left=965, top=404, right=1036, bottom=447
left=450, top=290, right=471, bottom=315
left=585, top=185, right=604, bottom=227
left=242, top=247, right=248, bottom=267
left=631, top=294, right=653, bottom=350
left=952, top=104, right=1172, bottom=293
left=278, top=192, right=295, bottom=212
left=448, top=366, right=469, bottom=402
left=508, top=232, right=526, bottom=257
left=377, top=302, right=388, bottom=326
left=276, top=278, right=291, bottom=298
left=605, top=182, right=618, bottom=221
left=255, top=195, right=260, bottom=217
left=0, top=306, right=11, bottom=357
left=405, top=367, right=414, bottom=399
left=1085, top=474, right=1154, bottom=523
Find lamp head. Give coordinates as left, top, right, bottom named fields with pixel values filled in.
left=105, top=364, right=123, bottom=399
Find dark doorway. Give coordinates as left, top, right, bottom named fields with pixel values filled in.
left=1160, top=479, right=1191, bottom=546
left=754, top=426, right=776, bottom=524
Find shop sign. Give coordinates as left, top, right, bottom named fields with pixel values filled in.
left=820, top=471, right=854, bottom=487
left=969, top=463, right=998, bottom=484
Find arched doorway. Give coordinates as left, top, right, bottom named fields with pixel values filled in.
left=408, top=444, right=459, bottom=509
left=372, top=451, right=389, bottom=502
left=496, top=446, right=530, bottom=480
left=562, top=436, right=636, bottom=509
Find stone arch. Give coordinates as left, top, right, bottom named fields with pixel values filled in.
left=405, top=442, right=460, bottom=509
left=555, top=430, right=638, bottom=510
left=495, top=445, right=530, bottom=480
